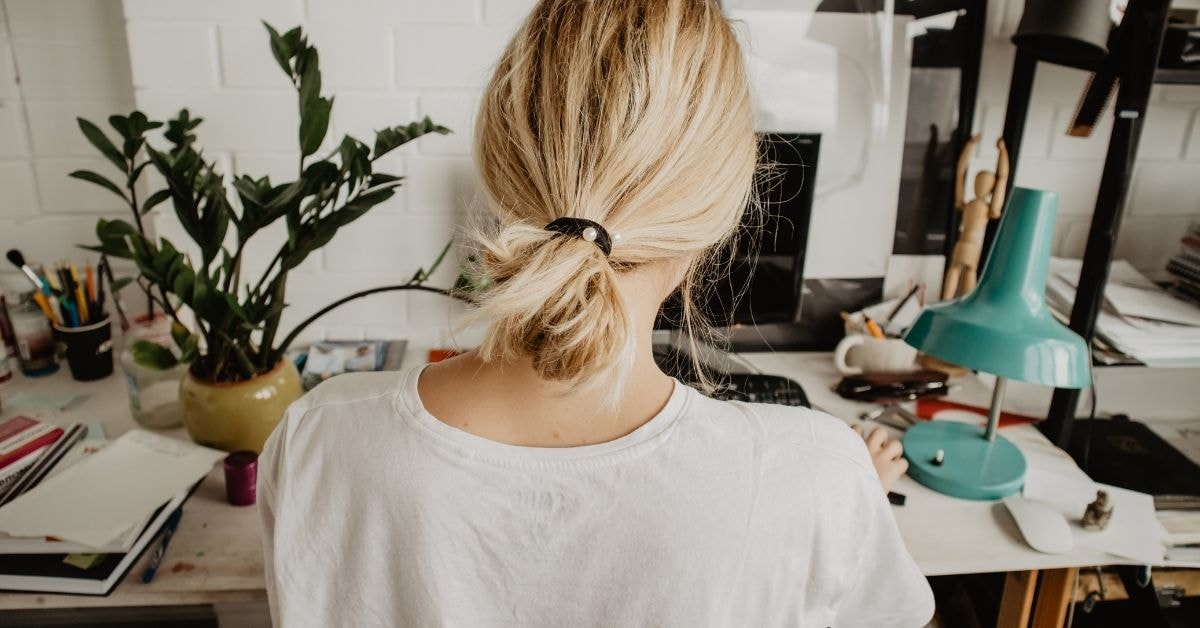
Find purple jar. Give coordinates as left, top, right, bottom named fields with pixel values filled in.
left=223, top=451, right=258, bottom=506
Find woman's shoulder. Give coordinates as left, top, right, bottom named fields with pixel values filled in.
left=686, top=392, right=875, bottom=476
left=291, top=370, right=409, bottom=415
left=270, top=370, right=413, bottom=446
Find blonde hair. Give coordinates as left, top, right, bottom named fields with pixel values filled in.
left=470, top=0, right=757, bottom=397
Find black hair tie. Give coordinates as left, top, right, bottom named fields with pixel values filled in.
left=544, top=217, right=614, bottom=257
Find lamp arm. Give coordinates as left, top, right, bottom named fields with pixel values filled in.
left=986, top=377, right=1008, bottom=442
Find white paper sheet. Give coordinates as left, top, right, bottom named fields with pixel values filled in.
left=1025, top=468, right=1166, bottom=564
left=1104, top=282, right=1200, bottom=327
left=0, top=430, right=222, bottom=548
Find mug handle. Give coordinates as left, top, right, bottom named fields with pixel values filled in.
left=833, top=334, right=866, bottom=375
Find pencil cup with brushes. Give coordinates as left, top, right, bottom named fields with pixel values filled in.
left=6, top=249, right=114, bottom=381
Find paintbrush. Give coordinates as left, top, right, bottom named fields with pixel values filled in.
left=6, top=249, right=49, bottom=294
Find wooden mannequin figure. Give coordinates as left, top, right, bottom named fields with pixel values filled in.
left=943, top=135, right=1010, bottom=300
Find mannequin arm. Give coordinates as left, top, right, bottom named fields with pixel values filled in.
left=989, top=138, right=1010, bottom=218
left=956, top=134, right=980, bottom=209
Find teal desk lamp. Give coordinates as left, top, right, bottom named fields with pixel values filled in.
left=902, top=187, right=1091, bottom=500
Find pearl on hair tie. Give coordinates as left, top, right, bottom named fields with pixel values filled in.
left=544, top=217, right=613, bottom=256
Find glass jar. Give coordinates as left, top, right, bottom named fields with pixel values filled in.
left=6, top=289, right=58, bottom=377
left=120, top=316, right=187, bottom=429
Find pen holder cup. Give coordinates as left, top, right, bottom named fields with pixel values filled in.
left=54, top=315, right=114, bottom=381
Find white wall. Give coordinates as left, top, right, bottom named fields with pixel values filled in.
left=119, top=0, right=524, bottom=345
left=0, top=0, right=136, bottom=264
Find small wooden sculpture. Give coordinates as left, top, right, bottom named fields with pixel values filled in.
left=943, top=135, right=1010, bottom=300
left=1081, top=490, right=1114, bottom=531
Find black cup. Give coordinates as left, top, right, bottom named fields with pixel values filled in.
left=54, top=314, right=114, bottom=381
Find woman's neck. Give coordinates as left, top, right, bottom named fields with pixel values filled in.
left=418, top=268, right=679, bottom=447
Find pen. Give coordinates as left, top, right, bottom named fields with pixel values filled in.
left=865, top=317, right=885, bottom=339
left=61, top=298, right=79, bottom=327
left=884, top=284, right=921, bottom=325
left=32, top=292, right=60, bottom=326
left=70, top=263, right=89, bottom=324
left=86, top=263, right=96, bottom=305
left=142, top=507, right=184, bottom=584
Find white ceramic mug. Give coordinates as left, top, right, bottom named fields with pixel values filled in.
left=833, top=334, right=920, bottom=375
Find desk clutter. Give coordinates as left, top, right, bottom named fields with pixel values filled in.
left=1048, top=256, right=1200, bottom=366
left=0, top=417, right=222, bottom=595
left=2, top=250, right=119, bottom=382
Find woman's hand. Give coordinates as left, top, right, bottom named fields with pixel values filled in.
left=852, top=424, right=908, bottom=493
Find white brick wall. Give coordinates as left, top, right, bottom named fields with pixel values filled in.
left=0, top=0, right=136, bottom=266
left=118, top=0, right=531, bottom=345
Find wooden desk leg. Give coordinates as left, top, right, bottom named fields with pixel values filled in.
left=997, top=570, right=1038, bottom=628
left=1031, top=568, right=1078, bottom=628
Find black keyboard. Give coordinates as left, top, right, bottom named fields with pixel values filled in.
left=654, top=345, right=811, bottom=408
left=711, top=373, right=811, bottom=407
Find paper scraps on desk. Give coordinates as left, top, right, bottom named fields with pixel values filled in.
left=0, top=430, right=222, bottom=548
left=915, top=398, right=1038, bottom=429
left=3, top=392, right=86, bottom=410
left=1024, top=467, right=1166, bottom=565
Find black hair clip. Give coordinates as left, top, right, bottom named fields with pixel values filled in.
left=544, top=217, right=615, bottom=256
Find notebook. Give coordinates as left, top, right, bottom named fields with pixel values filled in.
left=1067, top=418, right=1200, bottom=508
left=0, top=487, right=189, bottom=595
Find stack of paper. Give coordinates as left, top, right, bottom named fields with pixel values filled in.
left=0, top=430, right=222, bottom=595
left=0, top=430, right=222, bottom=548
left=1047, top=258, right=1200, bottom=366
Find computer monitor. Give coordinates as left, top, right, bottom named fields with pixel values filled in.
left=657, top=132, right=819, bottom=351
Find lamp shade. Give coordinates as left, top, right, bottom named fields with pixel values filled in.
left=1012, top=0, right=1112, bottom=67
left=905, top=187, right=1091, bottom=389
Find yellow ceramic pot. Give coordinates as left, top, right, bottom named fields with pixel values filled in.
left=179, top=360, right=302, bottom=453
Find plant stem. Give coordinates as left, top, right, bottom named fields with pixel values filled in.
left=275, top=285, right=464, bottom=359
left=125, top=158, right=155, bottom=321
left=250, top=249, right=284, bottom=299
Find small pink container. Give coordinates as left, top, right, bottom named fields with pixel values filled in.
left=223, top=451, right=258, bottom=506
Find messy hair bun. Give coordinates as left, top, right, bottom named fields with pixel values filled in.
left=470, top=0, right=757, bottom=396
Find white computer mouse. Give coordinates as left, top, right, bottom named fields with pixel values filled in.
left=1003, top=496, right=1075, bottom=554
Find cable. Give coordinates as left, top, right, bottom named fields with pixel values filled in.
left=1081, top=356, right=1099, bottom=474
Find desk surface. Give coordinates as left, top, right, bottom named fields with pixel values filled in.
left=739, top=352, right=1143, bottom=577
left=0, top=364, right=265, bottom=611
left=0, top=349, right=1149, bottom=610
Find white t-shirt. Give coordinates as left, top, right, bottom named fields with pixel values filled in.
left=259, top=367, right=934, bottom=627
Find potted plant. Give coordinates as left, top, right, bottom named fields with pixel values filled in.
left=74, top=23, right=458, bottom=452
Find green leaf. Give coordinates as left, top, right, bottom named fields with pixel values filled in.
left=164, top=109, right=203, bottom=150
left=264, top=22, right=300, bottom=80
left=69, top=170, right=128, bottom=203
left=372, top=117, right=451, bottom=159
left=77, top=118, right=127, bottom=172
left=299, top=96, right=332, bottom=157
left=130, top=339, right=179, bottom=370
left=110, top=276, right=135, bottom=293
left=141, top=188, right=172, bottom=214
left=411, top=239, right=454, bottom=283
left=88, top=218, right=139, bottom=259
left=108, top=114, right=131, bottom=141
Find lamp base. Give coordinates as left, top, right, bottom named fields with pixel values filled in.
left=902, top=421, right=1026, bottom=500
